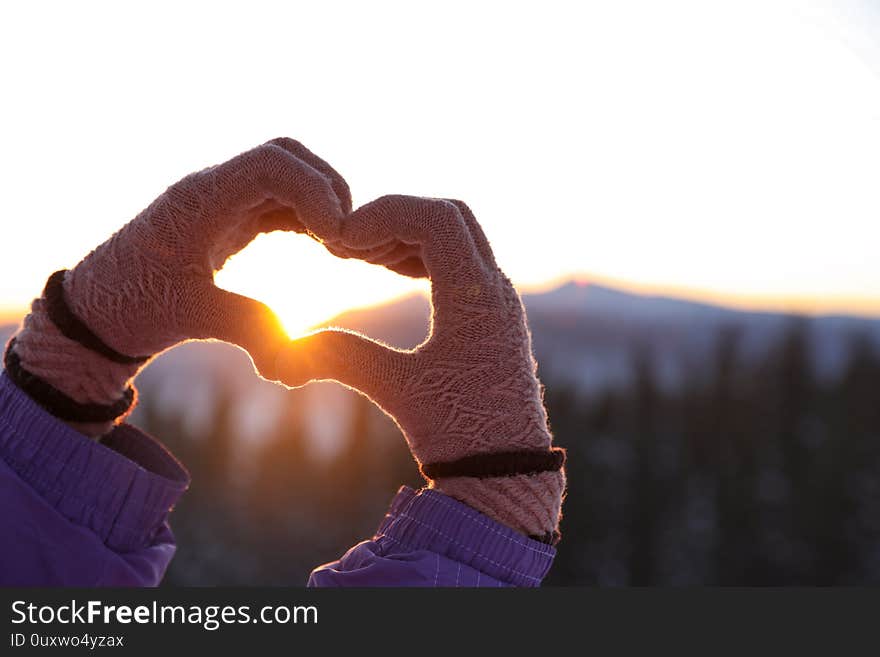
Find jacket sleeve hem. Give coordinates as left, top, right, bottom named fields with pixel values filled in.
left=0, top=372, right=189, bottom=552
left=376, top=486, right=556, bottom=587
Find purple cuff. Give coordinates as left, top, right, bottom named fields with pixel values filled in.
left=0, top=372, right=189, bottom=552
left=378, top=486, right=557, bottom=587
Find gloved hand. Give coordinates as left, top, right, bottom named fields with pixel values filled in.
left=9, top=138, right=350, bottom=437
left=275, top=195, right=566, bottom=541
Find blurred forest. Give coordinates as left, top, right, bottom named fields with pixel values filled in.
left=132, top=320, right=880, bottom=586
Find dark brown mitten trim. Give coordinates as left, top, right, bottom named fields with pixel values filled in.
left=421, top=447, right=566, bottom=480
left=4, top=337, right=137, bottom=422
left=43, top=270, right=149, bottom=365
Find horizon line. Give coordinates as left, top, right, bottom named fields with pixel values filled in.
left=2, top=274, right=879, bottom=327
left=519, top=273, right=880, bottom=320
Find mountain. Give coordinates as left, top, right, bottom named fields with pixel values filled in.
left=320, top=281, right=880, bottom=391
left=2, top=280, right=878, bottom=439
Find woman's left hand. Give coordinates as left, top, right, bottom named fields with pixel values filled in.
left=61, top=138, right=351, bottom=376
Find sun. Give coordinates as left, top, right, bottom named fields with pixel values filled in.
left=270, top=295, right=333, bottom=340
left=278, top=316, right=314, bottom=341
left=214, top=232, right=428, bottom=340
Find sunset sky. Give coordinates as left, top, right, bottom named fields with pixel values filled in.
left=1, top=0, right=879, bottom=336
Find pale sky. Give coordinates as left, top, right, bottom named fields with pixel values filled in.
left=1, top=0, right=879, bottom=335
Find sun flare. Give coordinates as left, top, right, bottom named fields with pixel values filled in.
left=214, top=232, right=428, bottom=340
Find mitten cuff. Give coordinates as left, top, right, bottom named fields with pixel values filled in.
left=432, top=467, right=566, bottom=543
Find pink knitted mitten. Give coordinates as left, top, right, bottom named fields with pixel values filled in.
left=275, top=195, right=566, bottom=541
left=9, top=138, right=350, bottom=437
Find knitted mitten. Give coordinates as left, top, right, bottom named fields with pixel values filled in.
left=9, top=138, right=350, bottom=437
left=275, top=195, right=565, bottom=541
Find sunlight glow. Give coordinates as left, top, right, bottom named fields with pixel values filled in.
left=214, top=232, right=428, bottom=338
left=1, top=0, right=878, bottom=323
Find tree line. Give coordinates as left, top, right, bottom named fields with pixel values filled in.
left=136, top=321, right=880, bottom=585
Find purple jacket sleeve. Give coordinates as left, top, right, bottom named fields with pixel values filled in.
left=0, top=371, right=556, bottom=587
left=0, top=373, right=189, bottom=586
left=308, top=487, right=556, bottom=587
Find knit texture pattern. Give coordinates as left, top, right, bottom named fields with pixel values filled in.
left=276, top=195, right=565, bottom=539
left=10, top=139, right=350, bottom=437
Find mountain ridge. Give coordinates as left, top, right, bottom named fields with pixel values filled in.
left=2, top=279, right=878, bottom=409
